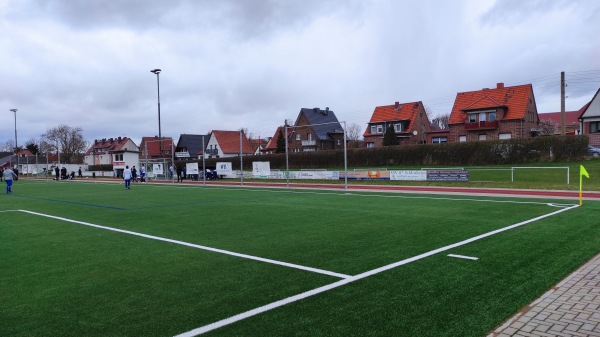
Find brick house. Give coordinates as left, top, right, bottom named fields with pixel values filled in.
left=83, top=137, right=140, bottom=176
left=448, top=83, right=540, bottom=142
left=363, top=101, right=432, bottom=148
left=288, top=107, right=345, bottom=152
left=205, top=130, right=254, bottom=159
left=175, top=134, right=210, bottom=159
left=578, top=88, right=600, bottom=145
left=538, top=110, right=581, bottom=135
left=139, top=136, right=174, bottom=159
left=261, top=126, right=285, bottom=154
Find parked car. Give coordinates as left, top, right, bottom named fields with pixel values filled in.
left=588, top=145, right=600, bottom=157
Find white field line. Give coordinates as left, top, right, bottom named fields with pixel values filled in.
left=448, top=254, right=479, bottom=261
left=174, top=204, right=580, bottom=337
left=167, top=185, right=577, bottom=207
left=17, top=210, right=350, bottom=279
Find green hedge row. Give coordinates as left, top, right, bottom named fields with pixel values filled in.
left=185, top=135, right=588, bottom=170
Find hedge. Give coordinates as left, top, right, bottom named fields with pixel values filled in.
left=178, top=135, right=588, bottom=170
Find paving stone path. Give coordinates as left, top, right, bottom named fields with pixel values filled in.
left=489, top=253, right=600, bottom=337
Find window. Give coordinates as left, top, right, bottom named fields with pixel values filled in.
left=307, top=133, right=312, bottom=141
left=459, top=135, right=467, bottom=142
left=498, top=133, right=511, bottom=140
left=489, top=112, right=496, bottom=121
left=469, top=114, right=477, bottom=123
left=478, top=134, right=487, bottom=141
left=370, top=126, right=377, bottom=134
left=114, top=154, right=123, bottom=161
left=336, top=139, right=341, bottom=145
left=366, top=142, right=375, bottom=148
left=377, top=125, right=383, bottom=134
left=590, top=122, right=600, bottom=133
left=394, top=123, right=403, bottom=132
left=296, top=134, right=301, bottom=141
left=479, top=112, right=487, bottom=122
left=432, top=137, right=447, bottom=144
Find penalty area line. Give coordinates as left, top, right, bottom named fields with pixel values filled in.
left=174, top=204, right=580, bottom=337
left=16, top=210, right=350, bottom=279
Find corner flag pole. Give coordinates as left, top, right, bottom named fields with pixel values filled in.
left=580, top=165, right=589, bottom=206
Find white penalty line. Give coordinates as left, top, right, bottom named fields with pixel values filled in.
left=448, top=254, right=479, bottom=260
left=174, top=204, right=580, bottom=337
left=17, top=210, right=350, bottom=279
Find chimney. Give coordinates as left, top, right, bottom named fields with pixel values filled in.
left=395, top=101, right=399, bottom=109
left=118, top=136, right=122, bottom=142
left=314, top=107, right=319, bottom=113
left=497, top=82, right=505, bottom=89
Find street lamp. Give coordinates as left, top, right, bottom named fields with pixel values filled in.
left=10, top=108, right=17, bottom=170
left=150, top=68, right=162, bottom=156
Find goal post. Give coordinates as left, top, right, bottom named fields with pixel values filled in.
left=511, top=166, right=570, bottom=185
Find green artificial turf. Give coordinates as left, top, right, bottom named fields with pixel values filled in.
left=1, top=180, right=599, bottom=337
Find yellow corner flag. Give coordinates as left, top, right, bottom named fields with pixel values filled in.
left=580, top=165, right=590, bottom=205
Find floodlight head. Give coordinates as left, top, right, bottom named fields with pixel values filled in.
left=10, top=109, right=17, bottom=113
left=150, top=69, right=161, bottom=74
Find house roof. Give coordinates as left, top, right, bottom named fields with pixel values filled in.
left=295, top=107, right=344, bottom=140
left=176, top=134, right=210, bottom=156
left=539, top=111, right=580, bottom=126
left=211, top=130, right=254, bottom=154
left=449, top=83, right=535, bottom=124
left=140, top=137, right=174, bottom=157
left=578, top=88, right=600, bottom=120
left=263, top=126, right=287, bottom=152
left=85, top=137, right=136, bottom=156
left=364, top=101, right=424, bottom=136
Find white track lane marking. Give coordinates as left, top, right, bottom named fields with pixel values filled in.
left=174, top=204, right=579, bottom=337
left=17, top=210, right=350, bottom=279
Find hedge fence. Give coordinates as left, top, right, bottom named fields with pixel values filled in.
left=178, top=135, right=588, bottom=171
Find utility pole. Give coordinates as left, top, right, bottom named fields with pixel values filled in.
left=561, top=71, right=566, bottom=136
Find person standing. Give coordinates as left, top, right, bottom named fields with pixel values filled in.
left=78, top=167, right=82, bottom=178
left=55, top=167, right=60, bottom=180
left=123, top=165, right=132, bottom=190
left=3, top=167, right=17, bottom=194
left=139, top=165, right=146, bottom=182
left=132, top=166, right=137, bottom=182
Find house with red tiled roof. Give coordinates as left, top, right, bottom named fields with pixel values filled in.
left=288, top=107, right=345, bottom=152
left=448, top=83, right=539, bottom=142
left=248, top=137, right=268, bottom=155
left=538, top=111, right=581, bottom=135
left=578, top=88, right=600, bottom=145
left=363, top=101, right=432, bottom=148
left=139, top=136, right=174, bottom=159
left=205, top=130, right=254, bottom=159
left=83, top=137, right=140, bottom=176
left=261, top=126, right=288, bottom=154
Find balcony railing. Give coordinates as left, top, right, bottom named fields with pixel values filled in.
left=464, top=120, right=498, bottom=130
left=301, top=140, right=316, bottom=146
left=204, top=149, right=218, bottom=155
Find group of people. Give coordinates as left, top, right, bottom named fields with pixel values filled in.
left=121, top=165, right=147, bottom=190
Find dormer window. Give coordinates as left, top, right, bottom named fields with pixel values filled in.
left=371, top=125, right=384, bottom=134
left=394, top=123, right=404, bottom=132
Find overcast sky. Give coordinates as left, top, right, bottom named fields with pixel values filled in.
left=2, top=0, right=599, bottom=147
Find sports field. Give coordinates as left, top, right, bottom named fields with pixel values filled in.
left=2, top=179, right=599, bottom=337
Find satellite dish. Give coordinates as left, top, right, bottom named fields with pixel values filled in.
left=413, top=130, right=418, bottom=136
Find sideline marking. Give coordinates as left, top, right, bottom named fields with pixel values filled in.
left=17, top=210, right=350, bottom=279
left=14, top=195, right=127, bottom=210
left=174, top=204, right=580, bottom=337
left=448, top=254, right=479, bottom=261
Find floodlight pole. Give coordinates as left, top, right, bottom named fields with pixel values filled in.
left=284, top=121, right=289, bottom=187
left=150, top=69, right=162, bottom=155
left=10, top=109, right=17, bottom=170
left=240, top=129, right=244, bottom=186
left=202, top=136, right=206, bottom=184
left=343, top=121, right=348, bottom=190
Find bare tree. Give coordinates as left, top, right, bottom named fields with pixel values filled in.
left=345, top=123, right=363, bottom=148
left=0, top=140, right=15, bottom=152
left=42, top=125, right=87, bottom=164
left=431, top=113, right=450, bottom=130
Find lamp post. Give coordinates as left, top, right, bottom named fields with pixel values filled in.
left=150, top=69, right=162, bottom=156
left=10, top=109, right=17, bottom=170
